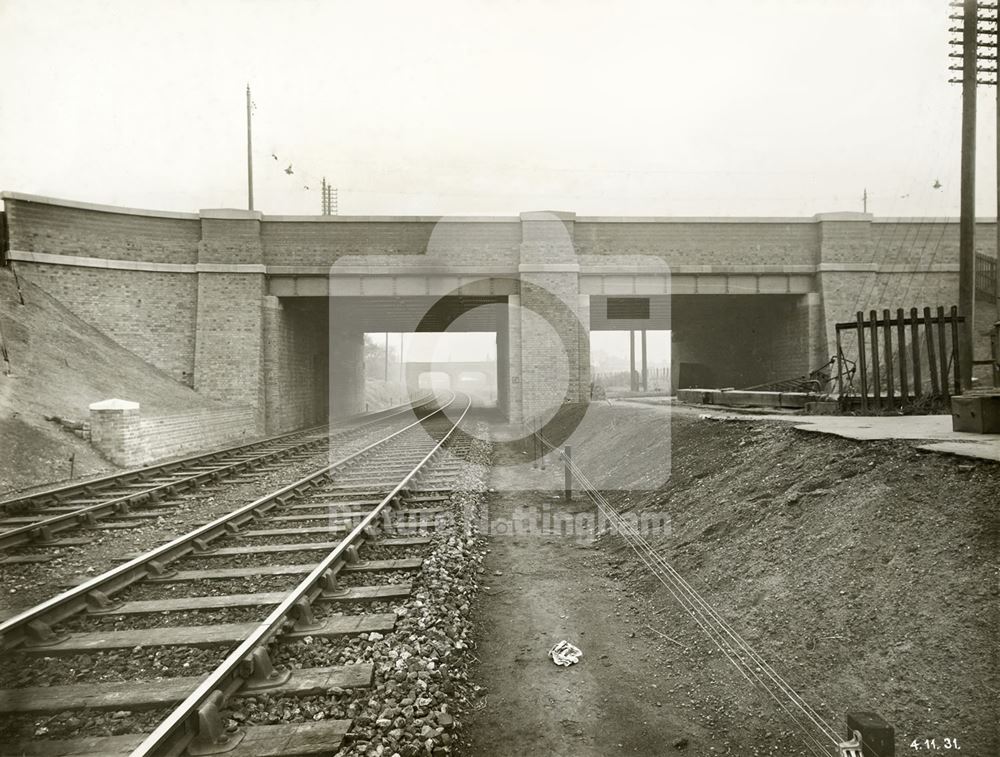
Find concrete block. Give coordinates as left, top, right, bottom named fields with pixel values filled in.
left=951, top=393, right=1000, bottom=434
left=88, top=398, right=140, bottom=411
left=677, top=389, right=713, bottom=405
left=804, top=400, right=840, bottom=414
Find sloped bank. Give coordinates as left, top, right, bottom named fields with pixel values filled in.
left=511, top=403, right=998, bottom=755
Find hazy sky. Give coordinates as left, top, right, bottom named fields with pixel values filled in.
left=1, top=0, right=996, bottom=218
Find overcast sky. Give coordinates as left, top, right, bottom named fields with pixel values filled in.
left=1, top=0, right=996, bottom=218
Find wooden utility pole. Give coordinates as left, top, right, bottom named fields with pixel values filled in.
left=629, top=330, right=636, bottom=391
left=959, top=0, right=978, bottom=390
left=862, top=188, right=868, bottom=214
left=246, top=84, right=255, bottom=212
left=950, top=0, right=1000, bottom=386
left=641, top=329, right=648, bottom=392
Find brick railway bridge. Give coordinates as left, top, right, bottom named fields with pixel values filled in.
left=2, top=192, right=997, bottom=435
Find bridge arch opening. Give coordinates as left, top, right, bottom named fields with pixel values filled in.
left=417, top=371, right=452, bottom=391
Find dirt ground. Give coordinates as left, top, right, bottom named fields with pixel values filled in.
left=465, top=446, right=701, bottom=756
left=463, top=405, right=999, bottom=756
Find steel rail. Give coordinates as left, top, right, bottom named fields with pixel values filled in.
left=0, top=397, right=435, bottom=552
left=130, top=392, right=471, bottom=757
left=0, top=427, right=324, bottom=513
left=0, top=395, right=445, bottom=650
left=0, top=396, right=432, bottom=513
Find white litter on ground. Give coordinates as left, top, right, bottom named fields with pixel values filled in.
left=548, top=640, right=583, bottom=666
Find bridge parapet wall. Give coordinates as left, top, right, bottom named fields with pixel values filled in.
left=4, top=193, right=200, bottom=264
left=574, top=219, right=820, bottom=267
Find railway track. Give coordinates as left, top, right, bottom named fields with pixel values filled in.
left=0, top=392, right=477, bottom=756
left=0, top=398, right=435, bottom=556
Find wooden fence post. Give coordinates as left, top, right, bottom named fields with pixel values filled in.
left=897, top=308, right=909, bottom=401
left=936, top=306, right=949, bottom=397
left=924, top=306, right=940, bottom=396
left=836, top=327, right=844, bottom=399
left=883, top=308, right=895, bottom=408
left=856, top=311, right=869, bottom=412
left=951, top=305, right=962, bottom=395
left=910, top=307, right=922, bottom=397
left=870, top=310, right=881, bottom=409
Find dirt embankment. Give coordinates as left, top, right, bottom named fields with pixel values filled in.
left=467, top=404, right=998, bottom=756
left=0, top=268, right=227, bottom=496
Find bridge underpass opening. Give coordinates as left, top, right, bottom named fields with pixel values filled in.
left=400, top=332, right=499, bottom=409
left=265, top=291, right=818, bottom=431
left=327, top=296, right=505, bottom=419
left=588, top=293, right=820, bottom=394
left=590, top=330, right=671, bottom=396
left=669, top=294, right=820, bottom=391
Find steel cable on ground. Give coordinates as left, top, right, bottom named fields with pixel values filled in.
left=611, top=524, right=837, bottom=757
left=536, top=435, right=854, bottom=756
left=566, top=446, right=895, bottom=757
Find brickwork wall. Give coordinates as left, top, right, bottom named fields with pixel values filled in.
left=7, top=194, right=997, bottom=429
left=138, top=406, right=256, bottom=463
left=6, top=199, right=199, bottom=264
left=89, top=404, right=255, bottom=467
left=89, top=406, right=144, bottom=467
left=193, top=272, right=266, bottom=429
left=574, top=222, right=820, bottom=266
left=505, top=296, right=523, bottom=422
left=261, top=220, right=520, bottom=266
left=263, top=297, right=329, bottom=434
left=329, top=323, right=364, bottom=418
left=517, top=272, right=590, bottom=424
left=816, top=219, right=997, bottom=369
left=16, top=263, right=198, bottom=382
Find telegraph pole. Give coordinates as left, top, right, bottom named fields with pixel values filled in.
left=959, top=0, right=978, bottom=390
left=246, top=84, right=255, bottom=211
left=949, top=0, right=998, bottom=387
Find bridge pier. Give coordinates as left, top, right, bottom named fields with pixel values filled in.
left=329, top=320, right=365, bottom=419
left=192, top=210, right=267, bottom=432
left=513, top=212, right=591, bottom=425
